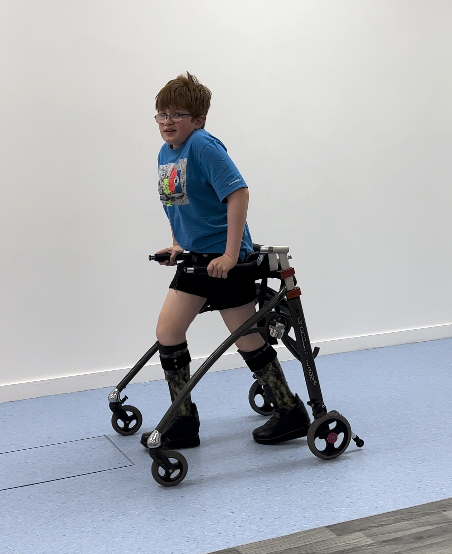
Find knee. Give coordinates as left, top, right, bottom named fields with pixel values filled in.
left=156, top=318, right=186, bottom=346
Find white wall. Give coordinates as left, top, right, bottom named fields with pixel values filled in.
left=1, top=0, right=451, bottom=401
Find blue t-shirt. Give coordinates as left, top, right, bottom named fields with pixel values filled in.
left=158, top=129, right=253, bottom=259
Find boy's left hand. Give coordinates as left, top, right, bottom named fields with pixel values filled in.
left=207, top=254, right=237, bottom=279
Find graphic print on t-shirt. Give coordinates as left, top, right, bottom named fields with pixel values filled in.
left=158, top=159, right=189, bottom=206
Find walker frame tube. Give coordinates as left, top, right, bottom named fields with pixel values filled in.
left=108, top=342, right=159, bottom=421
left=285, top=296, right=327, bottom=418
left=116, top=342, right=159, bottom=392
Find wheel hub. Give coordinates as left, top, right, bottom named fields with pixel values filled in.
left=327, top=432, right=338, bottom=444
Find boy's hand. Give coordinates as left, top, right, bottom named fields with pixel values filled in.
left=207, top=254, right=237, bottom=279
left=156, top=245, right=184, bottom=266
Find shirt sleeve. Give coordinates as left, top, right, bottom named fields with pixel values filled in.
left=198, top=140, right=247, bottom=203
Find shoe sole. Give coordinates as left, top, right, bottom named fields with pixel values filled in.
left=162, top=436, right=200, bottom=449
left=253, top=425, right=310, bottom=445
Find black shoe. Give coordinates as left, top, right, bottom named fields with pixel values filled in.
left=141, top=404, right=200, bottom=449
left=252, top=395, right=310, bottom=444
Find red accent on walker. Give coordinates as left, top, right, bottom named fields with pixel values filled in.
left=286, top=287, right=301, bottom=299
left=280, top=267, right=295, bottom=279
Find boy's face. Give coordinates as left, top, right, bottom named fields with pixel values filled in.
left=158, top=107, right=206, bottom=149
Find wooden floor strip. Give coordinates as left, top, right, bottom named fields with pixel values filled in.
left=208, top=498, right=452, bottom=554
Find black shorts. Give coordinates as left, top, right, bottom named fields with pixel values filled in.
left=169, top=252, right=257, bottom=311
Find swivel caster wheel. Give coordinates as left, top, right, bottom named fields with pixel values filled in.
left=151, top=450, right=188, bottom=487
left=249, top=380, right=274, bottom=416
left=111, top=405, right=143, bottom=436
left=307, top=411, right=351, bottom=460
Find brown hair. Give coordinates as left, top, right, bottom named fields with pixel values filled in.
left=155, top=72, right=211, bottom=119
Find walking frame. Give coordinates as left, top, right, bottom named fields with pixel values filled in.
left=108, top=244, right=364, bottom=486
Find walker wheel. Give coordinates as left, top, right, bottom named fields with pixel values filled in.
left=111, top=405, right=143, bottom=436
left=248, top=381, right=275, bottom=416
left=307, top=411, right=352, bottom=460
left=151, top=450, right=188, bottom=487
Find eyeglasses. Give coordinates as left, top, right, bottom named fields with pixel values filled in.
left=154, top=112, right=192, bottom=123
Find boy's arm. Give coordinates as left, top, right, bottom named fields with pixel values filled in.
left=225, top=187, right=249, bottom=261
left=155, top=227, right=184, bottom=266
left=207, top=187, right=249, bottom=279
left=169, top=231, right=184, bottom=264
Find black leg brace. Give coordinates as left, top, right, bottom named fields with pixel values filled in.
left=159, top=341, right=193, bottom=417
left=239, top=344, right=297, bottom=411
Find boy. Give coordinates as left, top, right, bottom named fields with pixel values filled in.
left=141, top=72, right=310, bottom=449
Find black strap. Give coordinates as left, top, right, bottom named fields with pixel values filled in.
left=238, top=344, right=277, bottom=372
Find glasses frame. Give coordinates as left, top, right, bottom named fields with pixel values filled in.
left=154, top=112, right=192, bottom=124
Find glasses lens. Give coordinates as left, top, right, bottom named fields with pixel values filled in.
left=169, top=113, right=183, bottom=122
left=155, top=114, right=166, bottom=123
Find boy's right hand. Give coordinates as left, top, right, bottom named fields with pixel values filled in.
left=155, top=245, right=184, bottom=266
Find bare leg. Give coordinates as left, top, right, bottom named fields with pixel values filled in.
left=141, top=288, right=206, bottom=449
left=156, top=288, right=207, bottom=346
left=220, top=301, right=265, bottom=352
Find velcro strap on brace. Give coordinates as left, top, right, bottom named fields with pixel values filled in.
left=239, top=344, right=277, bottom=372
left=159, top=350, right=191, bottom=372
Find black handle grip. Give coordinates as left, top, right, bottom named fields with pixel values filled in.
left=184, top=267, right=208, bottom=274
left=149, top=253, right=192, bottom=262
left=184, top=260, right=259, bottom=275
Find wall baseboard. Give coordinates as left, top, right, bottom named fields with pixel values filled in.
left=1, top=323, right=451, bottom=403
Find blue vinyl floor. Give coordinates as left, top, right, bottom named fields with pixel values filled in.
left=1, top=338, right=451, bottom=554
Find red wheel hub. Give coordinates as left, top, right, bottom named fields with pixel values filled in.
left=327, top=432, right=338, bottom=444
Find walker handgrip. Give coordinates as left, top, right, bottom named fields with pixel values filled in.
left=149, top=253, right=191, bottom=262
left=184, top=260, right=259, bottom=275
left=184, top=267, right=207, bottom=274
